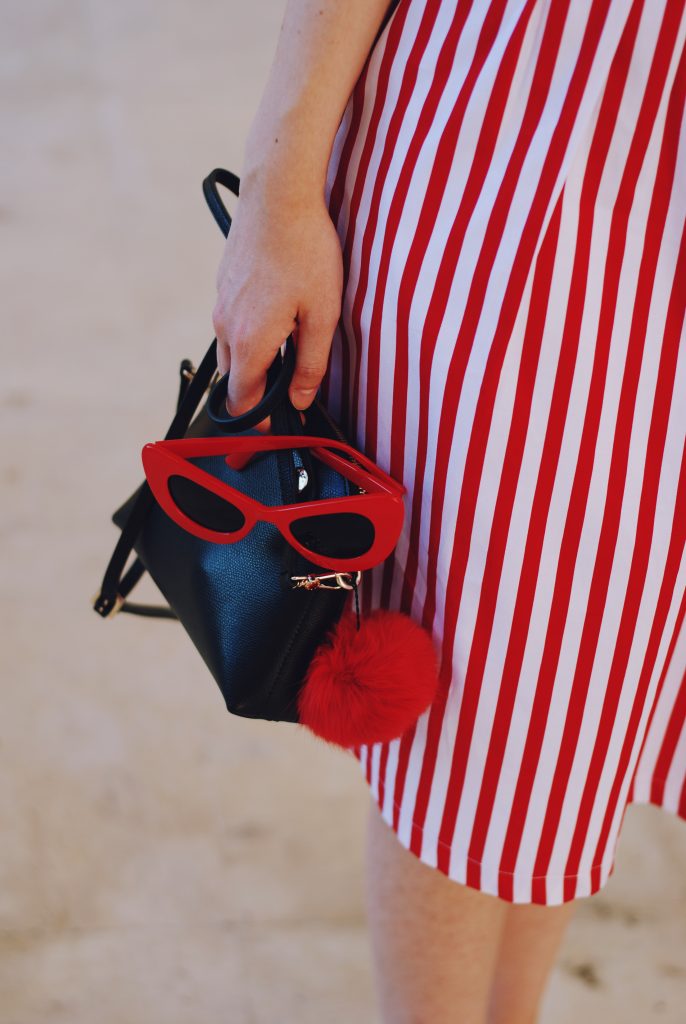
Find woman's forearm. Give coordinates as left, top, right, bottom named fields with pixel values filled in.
left=212, top=1, right=396, bottom=424
left=241, top=0, right=395, bottom=203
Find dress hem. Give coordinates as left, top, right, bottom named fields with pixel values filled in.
left=360, top=763, right=686, bottom=906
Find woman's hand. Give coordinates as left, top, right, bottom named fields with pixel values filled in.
left=212, top=180, right=344, bottom=434
left=210, top=0, right=396, bottom=437
left=211, top=0, right=396, bottom=437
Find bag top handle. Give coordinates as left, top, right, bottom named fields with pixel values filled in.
left=202, top=168, right=240, bottom=238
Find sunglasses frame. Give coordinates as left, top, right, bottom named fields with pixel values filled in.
left=141, top=434, right=406, bottom=572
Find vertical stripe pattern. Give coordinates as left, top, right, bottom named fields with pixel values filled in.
left=321, top=0, right=686, bottom=905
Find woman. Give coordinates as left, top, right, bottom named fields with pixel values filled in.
left=212, top=1, right=686, bottom=1020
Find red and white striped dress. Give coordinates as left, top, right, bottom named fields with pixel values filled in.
left=319, top=0, right=686, bottom=905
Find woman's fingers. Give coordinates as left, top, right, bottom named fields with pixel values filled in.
left=211, top=189, right=343, bottom=433
left=216, top=337, right=230, bottom=377
left=213, top=298, right=276, bottom=433
left=224, top=341, right=273, bottom=433
left=226, top=342, right=310, bottom=435
left=288, top=307, right=339, bottom=411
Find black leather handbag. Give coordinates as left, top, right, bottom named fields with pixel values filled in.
left=93, top=168, right=439, bottom=748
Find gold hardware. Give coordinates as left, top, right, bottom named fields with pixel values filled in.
left=290, top=570, right=362, bottom=591
left=91, top=591, right=125, bottom=618
left=181, top=366, right=221, bottom=390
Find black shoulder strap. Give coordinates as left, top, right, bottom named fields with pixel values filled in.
left=93, top=168, right=242, bottom=620
left=92, top=339, right=219, bottom=619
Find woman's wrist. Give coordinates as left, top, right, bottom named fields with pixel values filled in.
left=236, top=0, right=396, bottom=209
left=241, top=108, right=332, bottom=209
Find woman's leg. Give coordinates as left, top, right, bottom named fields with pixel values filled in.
left=364, top=796, right=576, bottom=1024
left=364, top=796, right=507, bottom=1023
left=487, top=899, right=576, bottom=1024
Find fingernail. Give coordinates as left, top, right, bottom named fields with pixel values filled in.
left=290, top=388, right=316, bottom=409
left=225, top=452, right=254, bottom=470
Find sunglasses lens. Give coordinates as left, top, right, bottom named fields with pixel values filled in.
left=289, top=512, right=375, bottom=560
left=167, top=474, right=246, bottom=533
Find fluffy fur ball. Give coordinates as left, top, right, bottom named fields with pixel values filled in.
left=297, top=608, right=440, bottom=749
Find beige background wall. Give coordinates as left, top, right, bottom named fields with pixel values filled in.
left=1, top=2, right=684, bottom=1021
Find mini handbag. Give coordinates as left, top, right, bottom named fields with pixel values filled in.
left=92, top=168, right=439, bottom=749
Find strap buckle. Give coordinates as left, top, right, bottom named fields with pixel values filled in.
left=180, top=360, right=221, bottom=388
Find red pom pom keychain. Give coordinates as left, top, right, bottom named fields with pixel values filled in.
left=297, top=574, right=440, bottom=749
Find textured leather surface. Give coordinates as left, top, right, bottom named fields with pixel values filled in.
left=113, top=395, right=354, bottom=723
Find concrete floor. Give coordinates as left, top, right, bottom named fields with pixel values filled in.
left=2, top=2, right=685, bottom=1021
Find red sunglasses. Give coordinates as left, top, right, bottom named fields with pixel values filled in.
left=141, top=434, right=406, bottom=573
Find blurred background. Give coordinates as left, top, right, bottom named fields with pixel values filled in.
left=1, top=2, right=685, bottom=1021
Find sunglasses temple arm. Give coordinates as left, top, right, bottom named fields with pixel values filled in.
left=312, top=446, right=405, bottom=495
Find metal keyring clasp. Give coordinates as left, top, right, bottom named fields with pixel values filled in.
left=290, top=571, right=362, bottom=591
